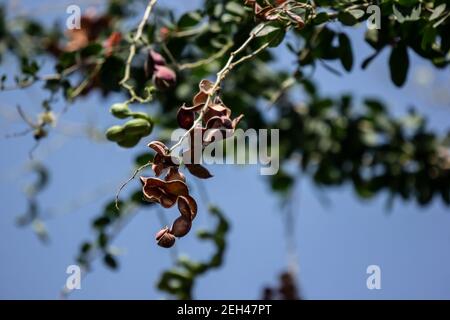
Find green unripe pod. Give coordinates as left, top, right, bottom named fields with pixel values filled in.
left=131, top=112, right=152, bottom=123
left=110, top=103, right=131, bottom=119
left=117, top=135, right=141, bottom=148
left=105, top=125, right=125, bottom=142
left=123, top=118, right=152, bottom=136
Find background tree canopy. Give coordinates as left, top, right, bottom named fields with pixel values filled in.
left=0, top=0, right=449, bottom=299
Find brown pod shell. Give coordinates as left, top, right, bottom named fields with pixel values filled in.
left=155, top=227, right=176, bottom=248
left=170, top=216, right=192, bottom=237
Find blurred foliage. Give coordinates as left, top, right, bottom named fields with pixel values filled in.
left=16, top=162, right=50, bottom=243
left=157, top=205, right=229, bottom=299
left=1, top=0, right=450, bottom=298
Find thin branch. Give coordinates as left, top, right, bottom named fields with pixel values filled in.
left=169, top=23, right=267, bottom=153
left=1, top=61, right=83, bottom=91
left=115, top=162, right=152, bottom=210
left=228, top=41, right=270, bottom=71
left=16, top=105, right=37, bottom=128
left=171, top=23, right=209, bottom=38
left=69, top=63, right=102, bottom=99
left=266, top=76, right=296, bottom=109
left=4, top=127, right=34, bottom=138
left=119, top=0, right=157, bottom=103
left=178, top=40, right=233, bottom=71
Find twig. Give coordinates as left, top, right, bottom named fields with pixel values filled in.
left=171, top=23, right=209, bottom=38
left=228, top=41, right=270, bottom=70
left=4, top=127, right=34, bottom=138
left=266, top=76, right=296, bottom=109
left=119, top=0, right=157, bottom=103
left=69, top=63, right=102, bottom=99
left=1, top=61, right=83, bottom=91
left=16, top=105, right=37, bottom=128
left=29, top=140, right=40, bottom=160
left=61, top=203, right=140, bottom=298
left=178, top=40, right=233, bottom=71
left=169, top=23, right=267, bottom=153
left=115, top=162, right=152, bottom=210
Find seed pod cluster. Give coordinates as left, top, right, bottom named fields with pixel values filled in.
left=142, top=79, right=243, bottom=248
left=105, top=103, right=153, bottom=148
left=142, top=165, right=197, bottom=248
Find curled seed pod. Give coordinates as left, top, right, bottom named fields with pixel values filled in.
left=177, top=195, right=197, bottom=220
left=170, top=216, right=192, bottom=237
left=156, top=227, right=176, bottom=248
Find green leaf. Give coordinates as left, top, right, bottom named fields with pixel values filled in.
left=135, top=153, right=152, bottom=166
left=338, top=33, right=353, bottom=72
left=364, top=99, right=385, bottom=114
left=433, top=12, right=449, bottom=28
left=397, top=0, right=420, bottom=6
left=98, top=232, right=108, bottom=248
left=338, top=11, right=359, bottom=26
left=430, top=4, right=446, bottom=20
left=313, top=12, right=329, bottom=25
left=421, top=26, right=436, bottom=51
left=348, top=9, right=365, bottom=19
left=103, top=253, right=118, bottom=270
left=80, top=43, right=103, bottom=58
left=392, top=5, right=406, bottom=23
left=409, top=4, right=422, bottom=21
left=361, top=50, right=381, bottom=69
left=254, top=24, right=280, bottom=37
left=270, top=170, right=294, bottom=194
left=81, top=242, right=92, bottom=253
left=266, top=28, right=286, bottom=48
left=93, top=216, right=111, bottom=229
left=225, top=2, right=245, bottom=16
left=178, top=11, right=202, bottom=28
left=389, top=44, right=409, bottom=87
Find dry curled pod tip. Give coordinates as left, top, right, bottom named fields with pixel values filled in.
left=178, top=195, right=198, bottom=220
left=155, top=227, right=176, bottom=248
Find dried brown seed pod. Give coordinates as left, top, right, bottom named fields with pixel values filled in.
left=177, top=195, right=198, bottom=220
left=170, top=216, right=192, bottom=237
left=155, top=227, right=176, bottom=248
left=165, top=167, right=186, bottom=182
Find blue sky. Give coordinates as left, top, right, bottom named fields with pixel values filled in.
left=0, top=0, right=450, bottom=299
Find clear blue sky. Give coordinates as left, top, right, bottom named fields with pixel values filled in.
left=1, top=0, right=450, bottom=299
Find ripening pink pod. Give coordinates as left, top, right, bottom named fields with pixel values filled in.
left=149, top=50, right=166, bottom=66
left=153, top=65, right=177, bottom=90
left=145, top=50, right=167, bottom=78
